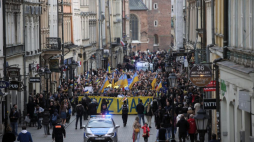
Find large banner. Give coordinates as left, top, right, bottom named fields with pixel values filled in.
left=78, top=96, right=153, bottom=114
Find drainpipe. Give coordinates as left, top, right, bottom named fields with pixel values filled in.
left=194, top=0, right=199, bottom=64
left=213, top=57, right=223, bottom=140
left=61, top=0, right=64, bottom=85
left=108, top=0, right=112, bottom=67
left=211, top=0, right=215, bottom=45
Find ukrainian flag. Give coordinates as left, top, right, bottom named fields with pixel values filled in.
left=151, top=73, right=157, bottom=90
left=99, top=76, right=110, bottom=93
left=156, top=81, right=162, bottom=92
left=112, top=72, right=115, bottom=88
left=129, top=72, right=139, bottom=89
left=86, top=71, right=89, bottom=79
left=107, top=63, right=111, bottom=73
left=116, top=74, right=124, bottom=86
left=84, top=90, right=89, bottom=94
left=120, top=74, right=128, bottom=88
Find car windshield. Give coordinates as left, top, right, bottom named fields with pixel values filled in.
left=87, top=119, right=114, bottom=128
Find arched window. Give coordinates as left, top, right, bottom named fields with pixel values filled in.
left=130, top=14, right=139, bottom=40
left=154, top=34, right=159, bottom=45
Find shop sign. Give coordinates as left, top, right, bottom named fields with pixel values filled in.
left=204, top=99, right=216, bottom=110
left=49, top=59, right=60, bottom=72
left=239, top=90, right=250, bottom=113
left=203, top=80, right=216, bottom=92
left=189, top=65, right=212, bottom=87
left=7, top=67, right=20, bottom=77
left=29, top=77, right=41, bottom=83
left=0, top=81, right=9, bottom=88
left=9, top=81, right=20, bottom=90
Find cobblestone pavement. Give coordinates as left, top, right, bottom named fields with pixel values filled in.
left=0, top=115, right=201, bottom=142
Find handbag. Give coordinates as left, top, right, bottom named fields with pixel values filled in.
left=134, top=128, right=140, bottom=133
left=25, top=116, right=30, bottom=123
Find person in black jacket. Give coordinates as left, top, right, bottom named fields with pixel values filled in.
left=9, top=106, right=19, bottom=136
left=27, top=98, right=36, bottom=127
left=136, top=100, right=145, bottom=125
left=2, top=126, right=16, bottom=142
left=52, top=119, right=66, bottom=142
left=88, top=99, right=98, bottom=115
left=177, top=115, right=190, bottom=142
left=162, top=111, right=171, bottom=140
left=121, top=101, right=128, bottom=127
left=75, top=102, right=84, bottom=129
left=100, top=104, right=109, bottom=115
left=157, top=123, right=166, bottom=142
left=82, top=97, right=88, bottom=120
left=42, top=109, right=50, bottom=135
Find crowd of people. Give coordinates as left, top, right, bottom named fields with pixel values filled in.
left=2, top=49, right=219, bottom=142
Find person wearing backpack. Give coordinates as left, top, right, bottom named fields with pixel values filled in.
left=75, top=101, right=84, bottom=129
left=42, top=108, right=50, bottom=135
left=121, top=101, right=128, bottom=127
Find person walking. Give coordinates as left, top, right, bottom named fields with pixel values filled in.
left=88, top=99, right=98, bottom=115
left=75, top=101, right=84, bottom=129
left=34, top=105, right=44, bottom=130
left=52, top=119, right=66, bottom=142
left=176, top=115, right=189, bottom=142
left=17, top=126, right=33, bottom=142
left=82, top=97, right=88, bottom=120
left=136, top=100, right=145, bottom=126
left=9, top=106, right=19, bottom=136
left=59, top=101, right=67, bottom=126
left=141, top=123, right=150, bottom=142
left=187, top=114, right=196, bottom=142
left=145, top=102, right=152, bottom=128
left=132, top=117, right=141, bottom=142
left=42, top=108, right=51, bottom=135
left=2, top=126, right=16, bottom=142
left=101, top=104, right=109, bottom=115
left=162, top=110, right=171, bottom=140
left=156, top=123, right=166, bottom=142
left=121, top=101, right=128, bottom=127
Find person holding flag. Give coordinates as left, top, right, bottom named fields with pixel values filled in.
left=107, top=63, right=111, bottom=73
left=156, top=81, right=162, bottom=92
left=151, top=73, right=157, bottom=90
left=129, top=72, right=139, bottom=89
left=99, top=76, right=110, bottom=93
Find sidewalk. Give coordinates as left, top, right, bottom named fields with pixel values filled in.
left=0, top=115, right=76, bottom=141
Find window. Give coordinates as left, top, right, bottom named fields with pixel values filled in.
left=154, top=34, right=159, bottom=45
left=172, top=5, right=173, bottom=12
left=154, top=20, right=158, bottom=27
left=130, top=14, right=139, bottom=40
left=154, top=3, right=158, bottom=9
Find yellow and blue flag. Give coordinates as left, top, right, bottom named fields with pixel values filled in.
left=99, top=76, right=110, bottom=93
left=84, top=90, right=89, bottom=94
left=112, top=72, right=115, bottom=88
left=116, top=74, right=124, bottom=86
left=151, top=73, right=157, bottom=90
left=86, top=71, right=89, bottom=79
left=129, top=72, right=139, bottom=89
left=120, top=74, right=128, bottom=88
left=107, top=63, right=111, bottom=73
left=156, top=81, right=162, bottom=92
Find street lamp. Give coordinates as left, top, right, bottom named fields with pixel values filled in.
left=44, top=66, right=51, bottom=108
left=71, top=60, right=78, bottom=96
left=168, top=73, right=177, bottom=142
left=194, top=109, right=209, bottom=142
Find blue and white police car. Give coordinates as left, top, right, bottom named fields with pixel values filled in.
left=83, top=115, right=120, bottom=142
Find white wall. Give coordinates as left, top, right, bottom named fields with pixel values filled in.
left=171, top=0, right=175, bottom=17
left=175, top=0, right=183, bottom=51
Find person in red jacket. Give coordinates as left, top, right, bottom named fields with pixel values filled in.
left=187, top=114, right=197, bottom=142
left=141, top=123, right=150, bottom=142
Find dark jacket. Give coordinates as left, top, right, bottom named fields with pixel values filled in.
left=42, top=110, right=50, bottom=125
left=162, top=113, right=171, bottom=128
left=9, top=110, right=19, bottom=122
left=101, top=108, right=109, bottom=115
left=52, top=124, right=66, bottom=141
left=27, top=102, right=36, bottom=118
left=17, top=130, right=33, bottom=142
left=177, top=117, right=189, bottom=133
left=145, top=106, right=153, bottom=116
left=39, top=97, right=45, bottom=108
left=157, top=128, right=166, bottom=141
left=49, top=105, right=56, bottom=116
left=88, top=102, right=98, bottom=115
left=76, top=104, right=84, bottom=116
left=2, top=132, right=16, bottom=142
left=136, top=103, right=144, bottom=114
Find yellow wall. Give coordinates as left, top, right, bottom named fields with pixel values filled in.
left=215, top=0, right=224, bottom=47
